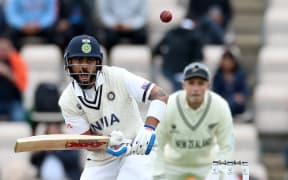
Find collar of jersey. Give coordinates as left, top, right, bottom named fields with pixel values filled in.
left=95, top=71, right=105, bottom=90
left=73, top=71, right=105, bottom=97
left=183, top=90, right=209, bottom=111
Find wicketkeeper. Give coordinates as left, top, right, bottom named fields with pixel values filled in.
left=153, top=62, right=234, bottom=180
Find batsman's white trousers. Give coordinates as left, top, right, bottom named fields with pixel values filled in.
left=80, top=151, right=156, bottom=180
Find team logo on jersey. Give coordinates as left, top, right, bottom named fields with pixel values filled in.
left=169, top=124, right=180, bottom=134
left=81, top=38, right=92, bottom=53
left=208, top=123, right=218, bottom=130
left=107, top=91, right=115, bottom=101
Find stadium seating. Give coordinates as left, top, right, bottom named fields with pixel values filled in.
left=269, top=0, right=288, bottom=7
left=257, top=46, right=288, bottom=84
left=203, top=45, right=224, bottom=77
left=147, top=0, right=186, bottom=46
left=110, top=44, right=152, bottom=80
left=263, top=8, right=288, bottom=40
left=20, top=44, right=63, bottom=110
left=257, top=71, right=288, bottom=85
left=255, top=0, right=288, bottom=178
left=256, top=0, right=288, bottom=135
left=258, top=46, right=288, bottom=72
left=233, top=123, right=260, bottom=162
left=233, top=123, right=268, bottom=179
left=254, top=83, right=288, bottom=134
left=0, top=122, right=37, bottom=180
left=20, top=44, right=64, bottom=123
left=265, top=33, right=288, bottom=46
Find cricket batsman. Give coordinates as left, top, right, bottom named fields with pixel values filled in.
left=58, top=34, right=168, bottom=180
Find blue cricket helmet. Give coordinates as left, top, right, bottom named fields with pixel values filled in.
left=64, top=34, right=103, bottom=61
left=64, top=35, right=103, bottom=88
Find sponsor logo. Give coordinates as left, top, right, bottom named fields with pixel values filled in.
left=66, top=141, right=107, bottom=148
left=66, top=123, right=73, bottom=129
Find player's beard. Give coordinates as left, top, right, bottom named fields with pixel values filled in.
left=73, top=69, right=97, bottom=89
left=79, top=75, right=96, bottom=89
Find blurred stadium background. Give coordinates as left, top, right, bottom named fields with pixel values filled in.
left=0, top=0, right=288, bottom=179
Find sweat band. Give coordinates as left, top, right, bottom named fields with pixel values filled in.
left=147, top=100, right=166, bottom=122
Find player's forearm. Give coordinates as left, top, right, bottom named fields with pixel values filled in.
left=145, top=117, right=160, bottom=129
left=81, top=130, right=93, bottom=135
left=124, top=86, right=168, bottom=156
left=146, top=85, right=168, bottom=129
left=81, top=129, right=102, bottom=136
left=148, top=85, right=168, bottom=103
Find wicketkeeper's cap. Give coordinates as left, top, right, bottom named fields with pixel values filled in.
left=183, top=62, right=210, bottom=81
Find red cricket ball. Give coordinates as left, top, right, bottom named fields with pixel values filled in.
left=160, top=10, right=172, bottom=23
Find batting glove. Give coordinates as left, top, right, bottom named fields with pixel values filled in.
left=130, top=125, right=156, bottom=155
left=106, top=130, right=130, bottom=157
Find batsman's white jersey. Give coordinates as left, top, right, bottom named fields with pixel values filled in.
left=59, top=66, right=154, bottom=164
left=154, top=90, right=234, bottom=179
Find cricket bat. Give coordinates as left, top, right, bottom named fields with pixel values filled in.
left=14, top=134, right=110, bottom=153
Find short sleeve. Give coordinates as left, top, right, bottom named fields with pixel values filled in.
left=59, top=91, right=90, bottom=134
left=123, top=70, right=154, bottom=103
left=61, top=110, right=90, bottom=134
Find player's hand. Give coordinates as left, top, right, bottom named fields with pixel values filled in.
left=106, top=130, right=130, bottom=156
left=130, top=125, right=156, bottom=155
